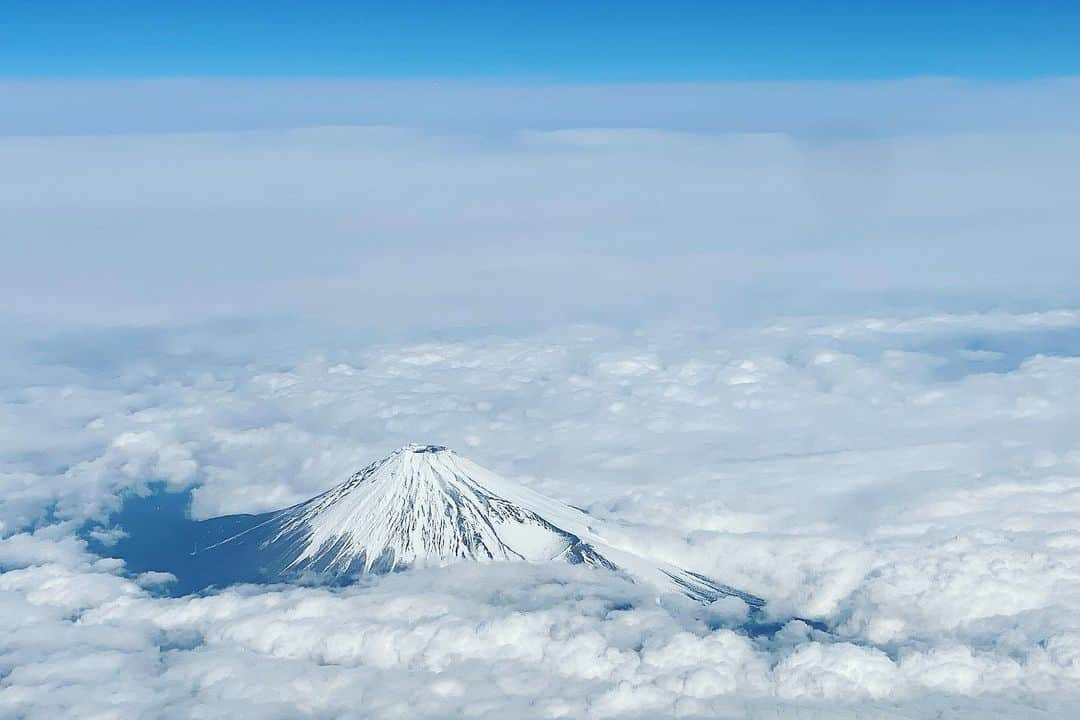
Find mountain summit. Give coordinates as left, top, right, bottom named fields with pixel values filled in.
left=171, top=445, right=763, bottom=606
left=262, top=443, right=616, bottom=574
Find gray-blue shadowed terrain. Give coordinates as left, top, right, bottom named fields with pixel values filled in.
left=87, top=488, right=283, bottom=596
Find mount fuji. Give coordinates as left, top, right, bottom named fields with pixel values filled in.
left=114, top=444, right=763, bottom=606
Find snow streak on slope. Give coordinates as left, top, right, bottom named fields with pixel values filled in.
left=205, top=444, right=764, bottom=606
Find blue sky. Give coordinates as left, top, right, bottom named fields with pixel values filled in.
left=3, top=0, right=1079, bottom=80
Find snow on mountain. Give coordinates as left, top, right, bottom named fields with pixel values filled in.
left=198, top=444, right=764, bottom=606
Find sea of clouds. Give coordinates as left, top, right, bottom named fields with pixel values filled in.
left=3, top=78, right=1080, bottom=718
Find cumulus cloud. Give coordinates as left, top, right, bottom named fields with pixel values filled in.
left=4, top=309, right=1080, bottom=716
left=4, top=543, right=1080, bottom=718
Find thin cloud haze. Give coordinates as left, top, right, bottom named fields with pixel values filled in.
left=3, top=116, right=1079, bottom=333
left=4, top=77, right=1080, bottom=136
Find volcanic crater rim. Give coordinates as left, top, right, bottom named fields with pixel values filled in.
left=400, top=443, right=450, bottom=454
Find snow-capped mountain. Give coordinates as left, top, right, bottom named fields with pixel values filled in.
left=191, top=444, right=763, bottom=606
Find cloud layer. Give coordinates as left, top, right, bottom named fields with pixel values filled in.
left=5, top=309, right=1080, bottom=717
left=3, top=123, right=1080, bottom=331
left=5, top=76, right=1080, bottom=717
left=5, top=77, right=1080, bottom=136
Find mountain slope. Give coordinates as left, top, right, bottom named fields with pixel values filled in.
left=192, top=444, right=764, bottom=606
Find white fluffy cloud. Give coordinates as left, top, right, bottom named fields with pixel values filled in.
left=5, top=309, right=1080, bottom=716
